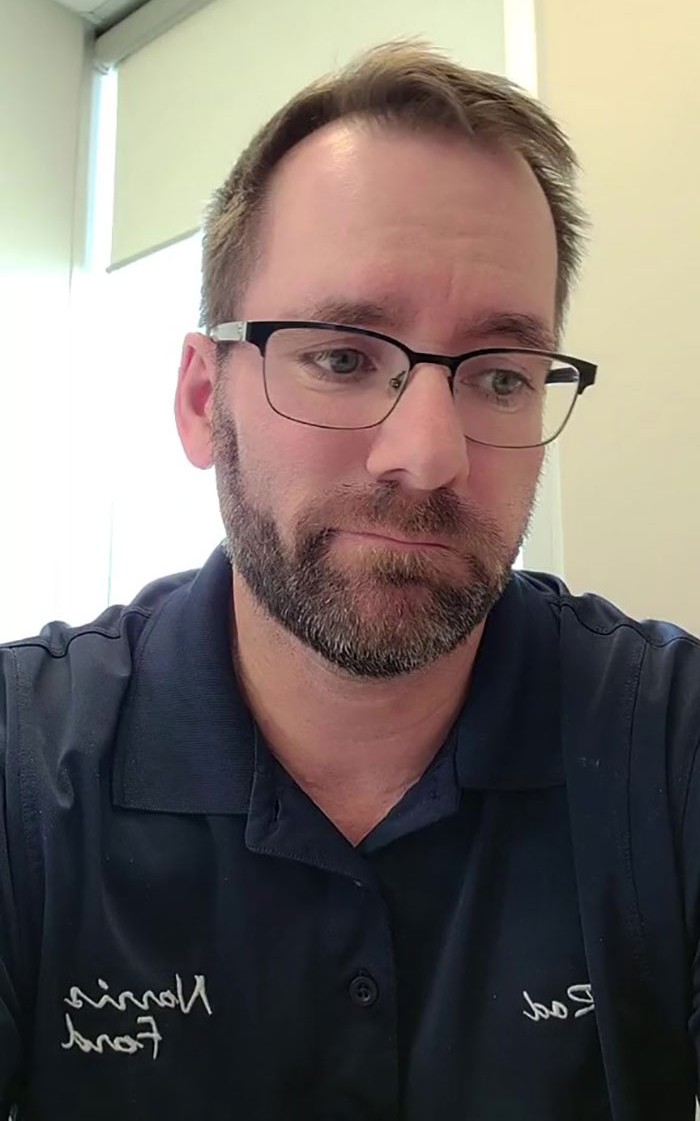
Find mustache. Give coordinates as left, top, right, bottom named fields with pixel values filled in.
left=211, top=402, right=501, bottom=547
left=300, top=483, right=498, bottom=543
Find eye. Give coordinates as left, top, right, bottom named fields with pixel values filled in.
left=462, top=367, right=531, bottom=397
left=456, top=359, right=538, bottom=412
left=309, top=347, right=375, bottom=376
left=487, top=369, right=529, bottom=397
left=292, top=339, right=388, bottom=385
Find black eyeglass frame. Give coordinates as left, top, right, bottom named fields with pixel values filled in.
left=208, top=319, right=598, bottom=448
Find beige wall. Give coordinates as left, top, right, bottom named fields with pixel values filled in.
left=0, top=0, right=89, bottom=638
left=536, top=0, right=700, bottom=634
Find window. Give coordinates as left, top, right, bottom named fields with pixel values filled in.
left=102, top=233, right=223, bottom=607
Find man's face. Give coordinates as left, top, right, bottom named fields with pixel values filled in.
left=209, top=121, right=558, bottom=678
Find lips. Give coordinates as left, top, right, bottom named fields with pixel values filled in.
left=340, top=529, right=451, bottom=550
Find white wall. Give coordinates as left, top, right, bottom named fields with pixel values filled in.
left=0, top=0, right=89, bottom=640
left=536, top=0, right=700, bottom=634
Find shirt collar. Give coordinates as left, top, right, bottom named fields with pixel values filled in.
left=112, top=545, right=255, bottom=814
left=454, top=571, right=563, bottom=790
left=112, top=545, right=562, bottom=815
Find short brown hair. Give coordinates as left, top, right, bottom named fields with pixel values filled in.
left=201, top=41, right=587, bottom=334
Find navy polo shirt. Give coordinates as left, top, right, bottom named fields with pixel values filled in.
left=2, top=544, right=700, bottom=1120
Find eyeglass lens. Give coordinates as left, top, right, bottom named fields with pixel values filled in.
left=262, top=327, right=580, bottom=447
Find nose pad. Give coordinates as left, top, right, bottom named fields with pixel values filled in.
left=388, top=371, right=409, bottom=394
left=388, top=362, right=455, bottom=401
left=389, top=363, right=458, bottom=421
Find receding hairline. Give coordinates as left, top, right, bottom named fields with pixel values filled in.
left=242, top=115, right=559, bottom=312
left=201, top=41, right=587, bottom=335
left=262, top=111, right=553, bottom=206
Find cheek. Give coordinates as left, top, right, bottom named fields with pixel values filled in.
left=234, top=388, right=370, bottom=525
left=232, top=349, right=365, bottom=467
left=467, top=445, right=543, bottom=523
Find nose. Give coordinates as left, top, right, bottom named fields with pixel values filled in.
left=365, top=362, right=469, bottom=493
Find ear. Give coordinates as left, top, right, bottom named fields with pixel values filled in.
left=174, top=331, right=219, bottom=469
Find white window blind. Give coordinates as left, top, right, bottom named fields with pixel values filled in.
left=109, top=0, right=507, bottom=269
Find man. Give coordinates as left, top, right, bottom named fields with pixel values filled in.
left=1, top=41, right=699, bottom=1121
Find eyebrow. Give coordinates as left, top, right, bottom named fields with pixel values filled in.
left=279, top=299, right=557, bottom=353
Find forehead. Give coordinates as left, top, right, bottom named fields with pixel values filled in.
left=243, top=120, right=558, bottom=343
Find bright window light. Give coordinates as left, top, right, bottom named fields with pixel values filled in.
left=102, top=233, right=223, bottom=607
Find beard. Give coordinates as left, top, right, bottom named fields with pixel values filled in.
left=211, top=392, right=529, bottom=679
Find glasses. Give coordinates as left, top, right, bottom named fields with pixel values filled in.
left=208, top=320, right=597, bottom=449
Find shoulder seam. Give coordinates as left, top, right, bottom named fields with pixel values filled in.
left=555, top=597, right=700, bottom=650
left=1, top=605, right=153, bottom=659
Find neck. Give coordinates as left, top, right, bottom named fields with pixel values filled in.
left=230, top=571, right=485, bottom=834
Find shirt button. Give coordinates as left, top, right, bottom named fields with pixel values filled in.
left=349, top=974, right=379, bottom=1008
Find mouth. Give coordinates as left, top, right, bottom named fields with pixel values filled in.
left=336, top=530, right=453, bottom=552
